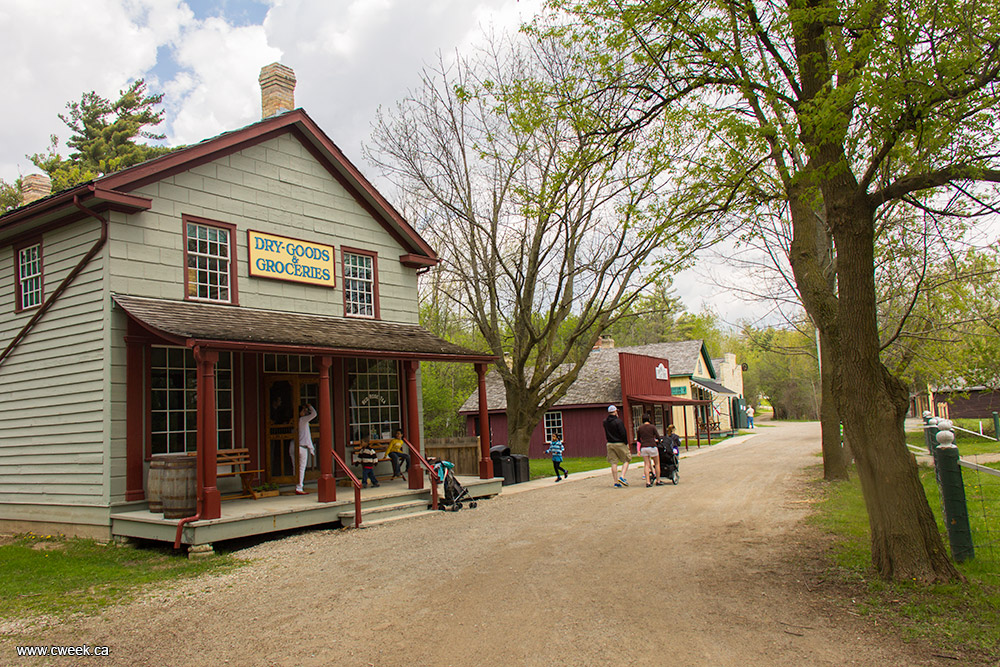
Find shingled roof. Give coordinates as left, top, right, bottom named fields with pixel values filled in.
left=459, top=340, right=713, bottom=413
left=114, top=295, right=493, bottom=361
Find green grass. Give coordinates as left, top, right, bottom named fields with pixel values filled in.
left=906, top=424, right=1000, bottom=458
left=529, top=456, right=612, bottom=479
left=0, top=533, right=238, bottom=620
left=812, top=464, right=1000, bottom=659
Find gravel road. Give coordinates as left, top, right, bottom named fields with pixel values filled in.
left=3, top=421, right=976, bottom=666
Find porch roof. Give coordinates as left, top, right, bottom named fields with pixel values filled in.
left=627, top=393, right=711, bottom=406
left=690, top=378, right=738, bottom=396
left=113, top=294, right=494, bottom=362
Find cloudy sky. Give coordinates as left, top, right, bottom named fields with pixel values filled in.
left=0, top=0, right=762, bottom=325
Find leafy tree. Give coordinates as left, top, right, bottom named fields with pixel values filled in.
left=369, top=37, right=715, bottom=455
left=418, top=266, right=483, bottom=438
left=749, top=324, right=821, bottom=420
left=29, top=79, right=172, bottom=193
left=600, top=280, right=686, bottom=346
left=0, top=178, right=21, bottom=212
left=544, top=0, right=1000, bottom=581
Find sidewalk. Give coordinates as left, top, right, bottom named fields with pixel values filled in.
left=498, top=430, right=762, bottom=496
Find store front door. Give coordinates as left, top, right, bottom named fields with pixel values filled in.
left=265, top=375, right=320, bottom=484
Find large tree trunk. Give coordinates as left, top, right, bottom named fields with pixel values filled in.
left=819, top=329, right=849, bottom=480
left=504, top=384, right=541, bottom=456
left=833, top=202, right=960, bottom=582
left=787, top=187, right=847, bottom=480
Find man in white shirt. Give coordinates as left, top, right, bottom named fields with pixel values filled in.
left=746, top=404, right=755, bottom=429
left=292, top=404, right=317, bottom=494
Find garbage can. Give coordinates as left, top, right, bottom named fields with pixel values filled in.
left=511, top=454, right=530, bottom=484
left=489, top=445, right=516, bottom=486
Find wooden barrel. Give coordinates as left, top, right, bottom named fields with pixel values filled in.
left=147, top=457, right=166, bottom=513
left=147, top=454, right=189, bottom=513
left=158, top=455, right=198, bottom=519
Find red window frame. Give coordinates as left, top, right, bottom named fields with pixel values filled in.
left=341, top=246, right=380, bottom=320
left=13, top=237, right=44, bottom=313
left=182, top=215, right=239, bottom=305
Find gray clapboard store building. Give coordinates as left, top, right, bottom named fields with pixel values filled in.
left=0, top=64, right=495, bottom=542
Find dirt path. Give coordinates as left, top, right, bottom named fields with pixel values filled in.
left=3, top=421, right=974, bottom=666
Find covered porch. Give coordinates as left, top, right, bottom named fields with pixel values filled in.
left=114, top=295, right=498, bottom=546
left=111, top=475, right=503, bottom=547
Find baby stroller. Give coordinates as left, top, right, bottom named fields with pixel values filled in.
left=429, top=458, right=478, bottom=511
left=657, top=437, right=680, bottom=485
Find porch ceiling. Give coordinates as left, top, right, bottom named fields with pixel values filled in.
left=113, top=294, right=493, bottom=362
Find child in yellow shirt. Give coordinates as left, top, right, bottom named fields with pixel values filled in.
left=386, top=429, right=410, bottom=480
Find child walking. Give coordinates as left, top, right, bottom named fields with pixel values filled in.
left=544, top=435, right=569, bottom=481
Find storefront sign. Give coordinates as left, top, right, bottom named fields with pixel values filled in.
left=247, top=230, right=335, bottom=287
left=672, top=386, right=687, bottom=396
left=655, top=363, right=669, bottom=381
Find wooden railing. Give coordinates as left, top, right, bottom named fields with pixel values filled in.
left=403, top=438, right=439, bottom=511
left=332, top=448, right=363, bottom=528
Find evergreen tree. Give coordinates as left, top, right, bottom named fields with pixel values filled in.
left=28, top=79, right=172, bottom=193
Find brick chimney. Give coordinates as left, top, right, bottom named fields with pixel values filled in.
left=258, top=63, right=296, bottom=118
left=21, top=173, right=51, bottom=204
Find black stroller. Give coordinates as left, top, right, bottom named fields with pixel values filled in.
left=429, top=459, right=478, bottom=511
left=657, top=436, right=680, bottom=485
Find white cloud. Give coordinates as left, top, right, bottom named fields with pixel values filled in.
left=0, top=0, right=183, bottom=180
left=164, top=17, right=282, bottom=144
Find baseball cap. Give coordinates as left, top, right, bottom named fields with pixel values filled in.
left=608, top=405, right=617, bottom=413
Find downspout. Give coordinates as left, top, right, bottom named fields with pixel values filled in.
left=0, top=195, right=108, bottom=368
left=174, top=493, right=202, bottom=549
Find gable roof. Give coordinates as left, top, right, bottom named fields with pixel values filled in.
left=0, top=109, right=437, bottom=265
left=459, top=340, right=715, bottom=413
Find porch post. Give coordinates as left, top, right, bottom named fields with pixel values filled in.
left=476, top=362, right=493, bottom=479
left=332, top=358, right=347, bottom=469
left=124, top=335, right=146, bottom=501
left=316, top=355, right=336, bottom=502
left=683, top=406, right=690, bottom=451
left=404, top=360, right=424, bottom=490
left=195, top=346, right=221, bottom=520
left=622, top=396, right=633, bottom=445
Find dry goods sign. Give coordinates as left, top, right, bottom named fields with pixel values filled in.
left=247, top=230, right=335, bottom=288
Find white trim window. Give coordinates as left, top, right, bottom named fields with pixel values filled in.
left=543, top=411, right=563, bottom=442
left=343, top=252, right=375, bottom=318
left=186, top=221, right=232, bottom=303
left=17, top=243, right=43, bottom=310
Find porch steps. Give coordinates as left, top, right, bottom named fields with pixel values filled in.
left=351, top=509, right=441, bottom=529
left=339, top=499, right=432, bottom=527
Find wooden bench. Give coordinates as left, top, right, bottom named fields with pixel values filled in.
left=350, top=439, right=392, bottom=467
left=189, top=447, right=263, bottom=498
left=697, top=420, right=721, bottom=434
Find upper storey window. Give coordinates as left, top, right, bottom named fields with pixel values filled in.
left=343, top=249, right=378, bottom=318
left=16, top=241, right=43, bottom=311
left=184, top=217, right=237, bottom=304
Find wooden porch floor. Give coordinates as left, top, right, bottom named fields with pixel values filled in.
left=111, top=475, right=502, bottom=547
